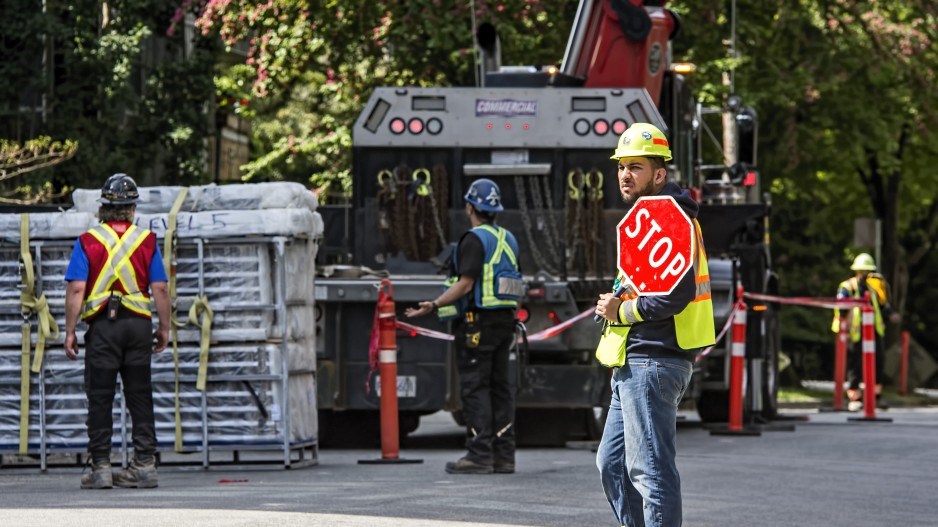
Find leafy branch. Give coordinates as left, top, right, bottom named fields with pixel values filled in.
left=0, top=137, right=79, bottom=182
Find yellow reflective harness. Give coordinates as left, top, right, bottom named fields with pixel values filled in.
left=80, top=223, right=152, bottom=320
left=474, top=224, right=521, bottom=309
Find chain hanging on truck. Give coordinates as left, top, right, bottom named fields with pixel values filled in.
left=376, top=169, right=398, bottom=262
left=429, top=163, right=450, bottom=254
left=389, top=164, right=419, bottom=260
left=582, top=168, right=606, bottom=280
left=565, top=169, right=587, bottom=280
left=378, top=164, right=450, bottom=263
left=514, top=175, right=558, bottom=275
left=531, top=174, right=564, bottom=269
left=412, top=167, right=449, bottom=261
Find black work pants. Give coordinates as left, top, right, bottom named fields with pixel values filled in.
left=846, top=336, right=885, bottom=391
left=453, top=310, right=516, bottom=465
left=84, top=312, right=156, bottom=462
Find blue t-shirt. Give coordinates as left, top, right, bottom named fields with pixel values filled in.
left=65, top=239, right=168, bottom=284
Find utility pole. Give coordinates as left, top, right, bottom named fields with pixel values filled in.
left=722, top=0, right=739, bottom=201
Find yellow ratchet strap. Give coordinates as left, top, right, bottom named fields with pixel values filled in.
left=18, top=215, right=58, bottom=453
left=164, top=188, right=188, bottom=451
left=188, top=295, right=214, bottom=392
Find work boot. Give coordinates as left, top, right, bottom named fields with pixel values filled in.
left=445, top=457, right=494, bottom=475
left=494, top=461, right=515, bottom=474
left=112, top=457, right=159, bottom=488
left=80, top=459, right=113, bottom=490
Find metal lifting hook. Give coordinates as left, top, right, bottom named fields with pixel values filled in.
left=376, top=169, right=396, bottom=191
left=586, top=170, right=604, bottom=201
left=411, top=168, right=432, bottom=197
left=567, top=170, right=584, bottom=201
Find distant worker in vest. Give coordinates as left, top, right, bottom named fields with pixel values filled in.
left=63, top=173, right=171, bottom=489
left=594, top=123, right=715, bottom=527
left=832, top=253, right=900, bottom=411
left=405, top=178, right=523, bottom=475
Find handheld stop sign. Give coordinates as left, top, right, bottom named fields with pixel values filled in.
left=616, top=196, right=694, bottom=296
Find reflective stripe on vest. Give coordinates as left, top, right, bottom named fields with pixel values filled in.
left=81, top=223, right=153, bottom=320
left=472, top=224, right=521, bottom=310
left=831, top=276, right=885, bottom=340
left=673, top=220, right=716, bottom=350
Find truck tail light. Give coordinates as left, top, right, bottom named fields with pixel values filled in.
left=389, top=118, right=406, bottom=134
left=517, top=308, right=530, bottom=323
left=593, top=119, right=609, bottom=135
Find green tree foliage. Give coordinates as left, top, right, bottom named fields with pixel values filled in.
left=192, top=0, right=575, bottom=197
left=672, top=0, right=938, bottom=362
left=0, top=0, right=219, bottom=196
left=198, top=0, right=938, bottom=366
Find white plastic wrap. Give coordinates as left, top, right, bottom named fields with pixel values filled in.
left=72, top=182, right=318, bottom=214
left=0, top=212, right=97, bottom=240
left=1, top=182, right=321, bottom=458
left=136, top=208, right=321, bottom=239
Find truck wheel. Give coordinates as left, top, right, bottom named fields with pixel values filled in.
left=450, top=409, right=465, bottom=427
left=586, top=405, right=610, bottom=440
left=696, top=389, right=729, bottom=423
left=516, top=409, right=589, bottom=446
left=761, top=310, right=781, bottom=420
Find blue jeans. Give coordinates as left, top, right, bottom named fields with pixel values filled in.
left=596, top=358, right=693, bottom=527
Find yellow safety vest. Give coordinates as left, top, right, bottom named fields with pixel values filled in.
left=595, top=220, right=715, bottom=367
left=81, top=223, right=153, bottom=320
left=831, top=275, right=886, bottom=341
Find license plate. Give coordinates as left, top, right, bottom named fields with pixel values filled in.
left=375, top=375, right=417, bottom=398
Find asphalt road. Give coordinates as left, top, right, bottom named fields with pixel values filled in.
left=1, top=408, right=937, bottom=526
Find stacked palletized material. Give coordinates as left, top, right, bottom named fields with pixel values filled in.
left=0, top=183, right=322, bottom=466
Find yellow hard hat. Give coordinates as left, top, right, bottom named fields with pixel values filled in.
left=850, top=253, right=877, bottom=271
left=610, top=123, right=672, bottom=162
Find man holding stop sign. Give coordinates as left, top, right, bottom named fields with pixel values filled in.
left=594, top=123, right=715, bottom=527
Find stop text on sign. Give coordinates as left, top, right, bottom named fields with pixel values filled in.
left=616, top=196, right=694, bottom=296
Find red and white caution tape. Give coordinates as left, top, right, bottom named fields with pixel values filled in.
left=742, top=292, right=866, bottom=310
left=395, top=307, right=595, bottom=344
left=395, top=319, right=454, bottom=341
left=394, top=292, right=868, bottom=349
left=696, top=300, right=742, bottom=363
left=524, top=308, right=595, bottom=342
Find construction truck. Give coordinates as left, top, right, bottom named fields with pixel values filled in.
left=315, top=0, right=779, bottom=445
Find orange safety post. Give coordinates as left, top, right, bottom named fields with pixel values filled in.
left=832, top=314, right=849, bottom=411
left=359, top=280, right=423, bottom=464
left=377, top=282, right=400, bottom=459
left=727, top=291, right=747, bottom=431
left=899, top=331, right=910, bottom=396
left=848, top=293, right=892, bottom=423
left=710, top=285, right=761, bottom=436
left=861, top=301, right=877, bottom=418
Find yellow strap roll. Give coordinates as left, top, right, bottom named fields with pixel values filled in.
left=25, top=294, right=59, bottom=373
left=188, top=295, right=214, bottom=392
left=164, top=189, right=188, bottom=452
